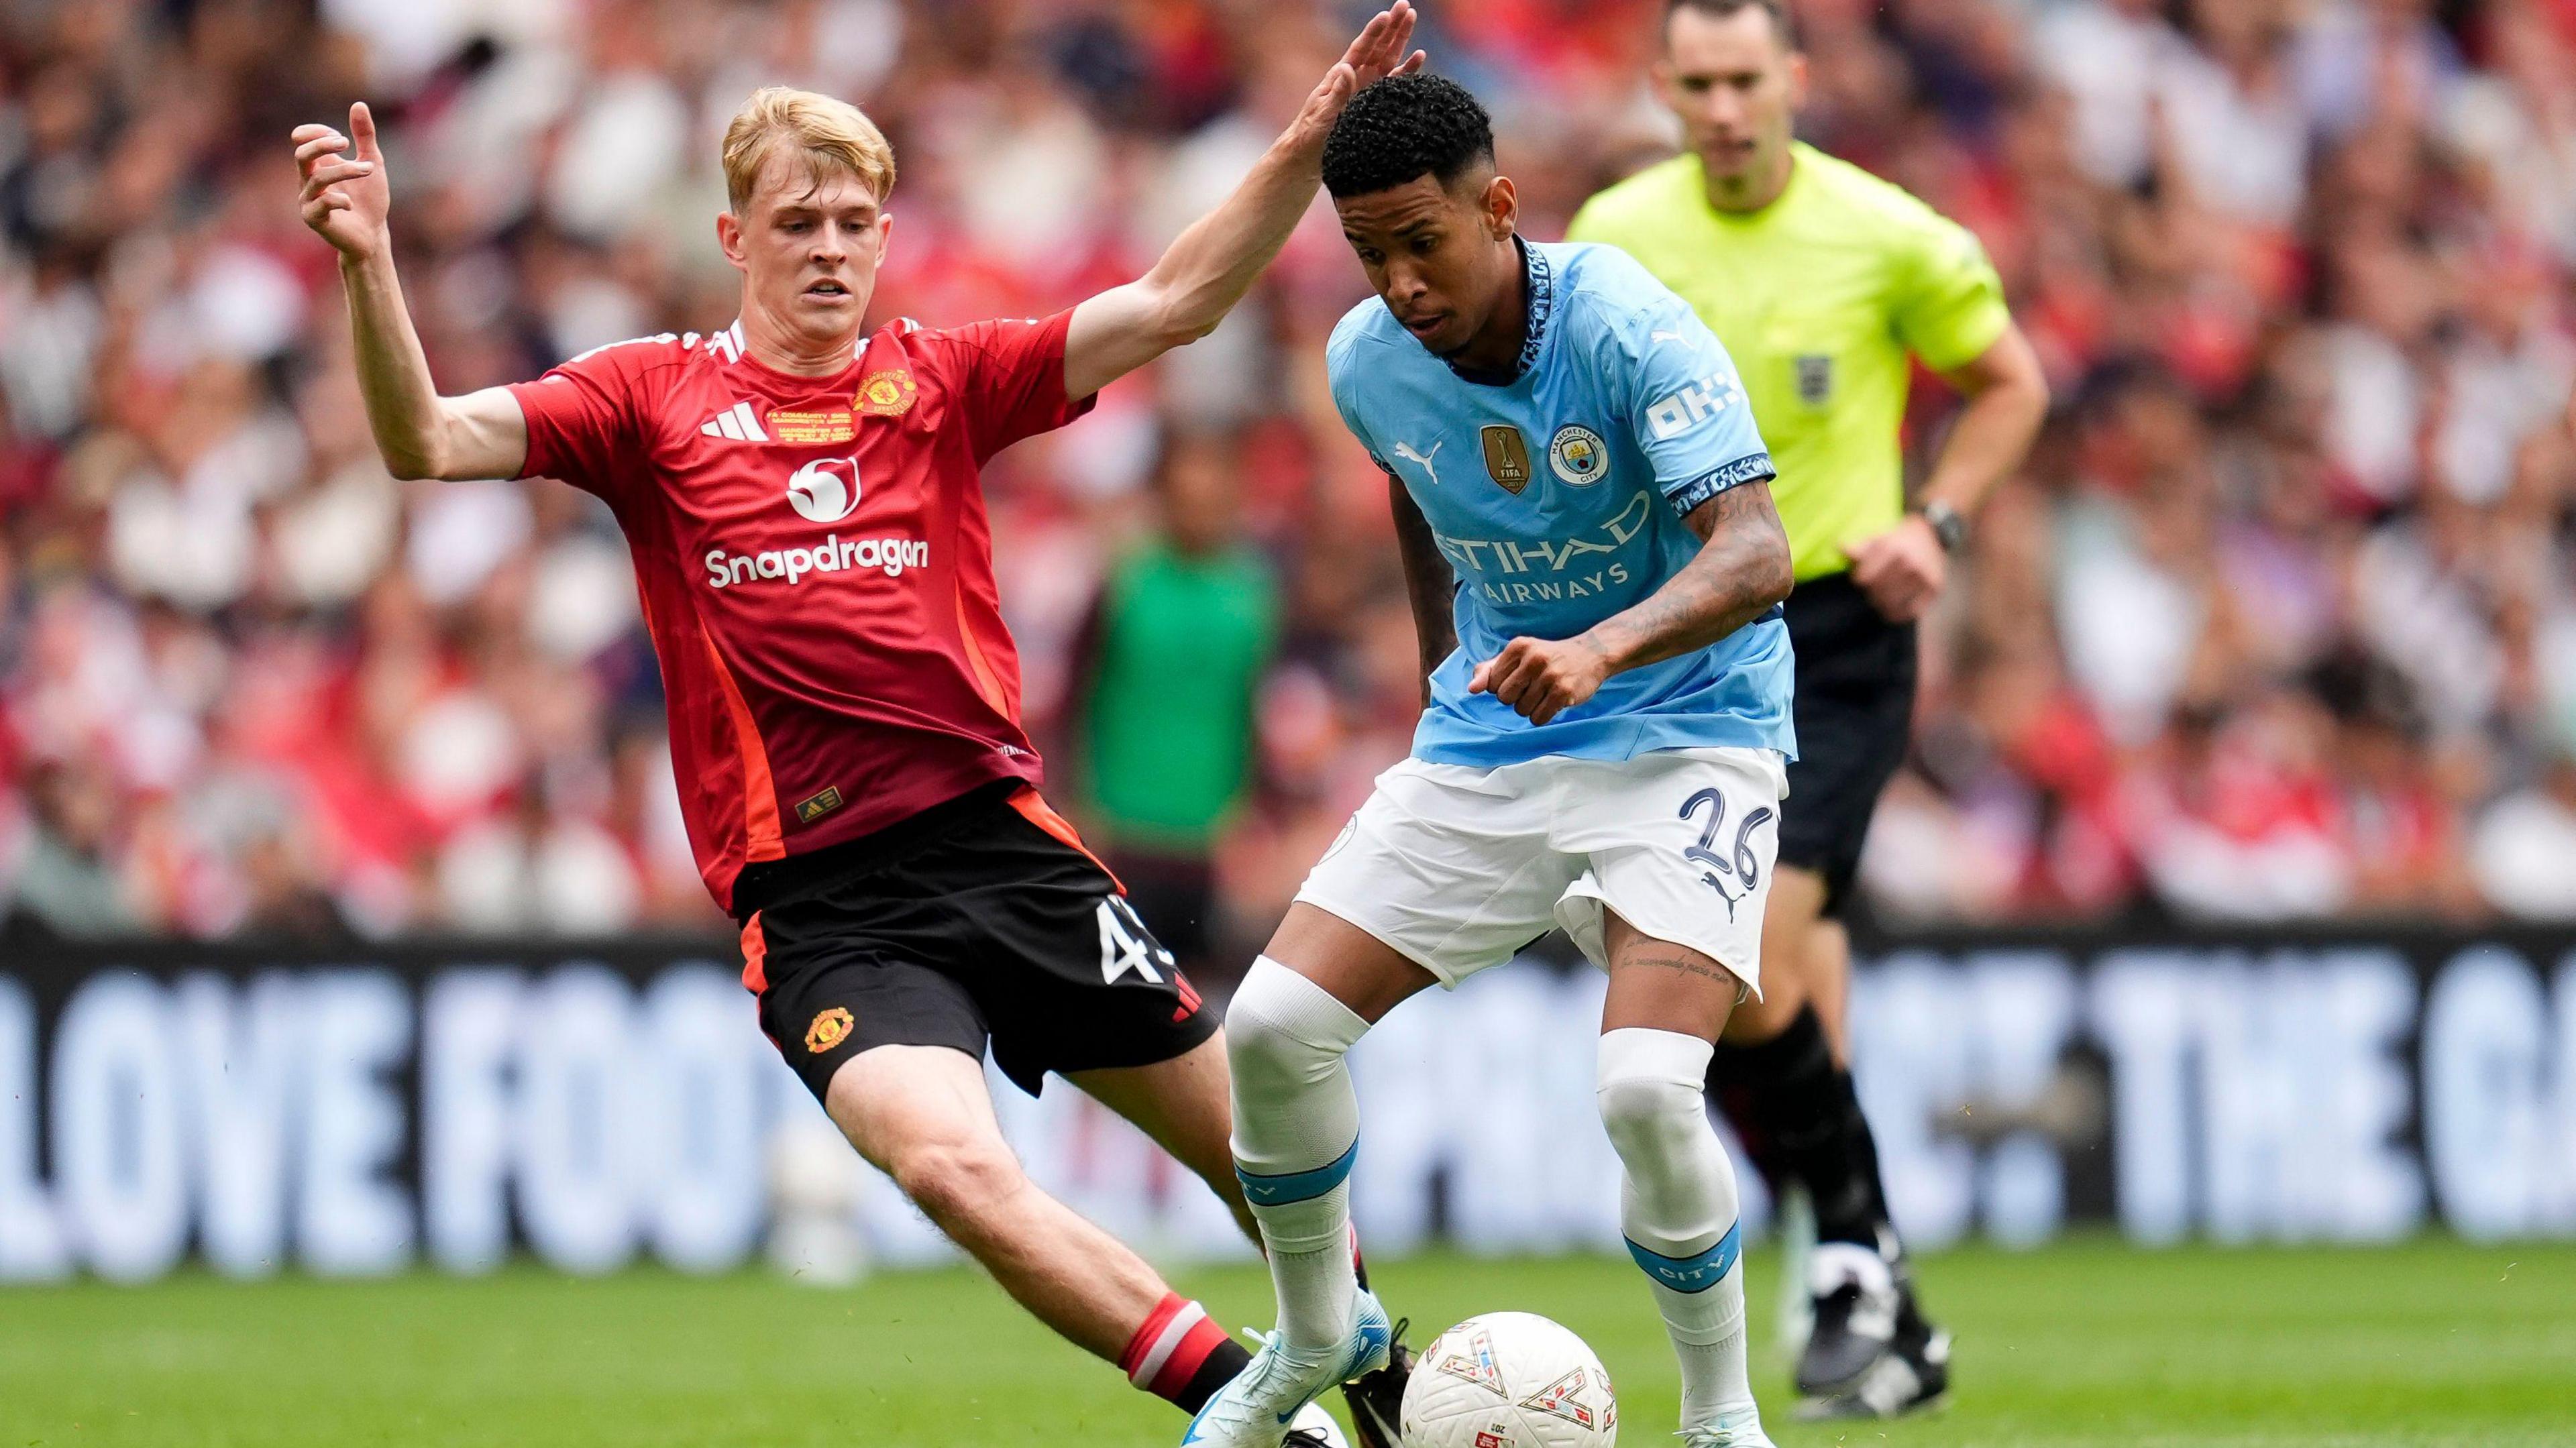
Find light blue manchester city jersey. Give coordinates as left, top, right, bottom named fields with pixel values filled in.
left=1328, top=239, right=1796, bottom=768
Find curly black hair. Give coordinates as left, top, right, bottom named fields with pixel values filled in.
left=1321, top=73, right=1495, bottom=200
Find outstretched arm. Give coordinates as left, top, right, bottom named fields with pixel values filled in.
left=294, top=103, right=528, bottom=482
left=1388, top=473, right=1460, bottom=708
left=1062, top=4, right=1423, bottom=400
left=1471, top=482, right=1793, bottom=726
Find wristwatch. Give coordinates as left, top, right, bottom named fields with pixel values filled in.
left=1917, top=500, right=1967, bottom=554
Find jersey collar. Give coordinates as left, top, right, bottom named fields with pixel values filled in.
left=1703, top=143, right=1809, bottom=221
left=1446, top=235, right=1554, bottom=388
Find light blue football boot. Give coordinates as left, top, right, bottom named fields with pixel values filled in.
left=1679, top=1409, right=1777, bottom=1448
left=1181, top=1290, right=1393, bottom=1448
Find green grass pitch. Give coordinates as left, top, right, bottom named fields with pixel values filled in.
left=5, top=1237, right=2570, bottom=1447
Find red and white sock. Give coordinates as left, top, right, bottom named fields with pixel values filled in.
left=1122, top=1292, right=1251, bottom=1415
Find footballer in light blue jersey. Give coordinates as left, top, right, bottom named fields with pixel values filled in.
left=1326, top=237, right=1794, bottom=767
left=1194, top=71, right=1798, bottom=1448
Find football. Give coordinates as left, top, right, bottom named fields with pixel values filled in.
left=1399, top=1312, right=1618, bottom=1448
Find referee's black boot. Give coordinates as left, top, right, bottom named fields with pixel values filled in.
left=1794, top=1247, right=1951, bottom=1420
left=1792, top=1240, right=1900, bottom=1397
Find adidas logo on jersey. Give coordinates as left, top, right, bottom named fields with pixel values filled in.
left=700, top=401, right=769, bottom=442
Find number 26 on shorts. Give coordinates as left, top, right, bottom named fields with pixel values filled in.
left=1678, top=786, right=1772, bottom=919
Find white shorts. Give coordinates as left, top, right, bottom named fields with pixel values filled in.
left=1294, top=746, right=1789, bottom=993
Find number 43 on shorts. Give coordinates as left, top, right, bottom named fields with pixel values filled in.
left=1680, top=786, right=1773, bottom=920
left=1096, top=895, right=1177, bottom=985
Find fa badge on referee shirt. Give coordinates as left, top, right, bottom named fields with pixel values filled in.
left=1794, top=353, right=1834, bottom=406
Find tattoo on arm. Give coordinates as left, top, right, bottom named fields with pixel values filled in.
left=1388, top=472, right=1460, bottom=702
left=1584, top=480, right=1793, bottom=676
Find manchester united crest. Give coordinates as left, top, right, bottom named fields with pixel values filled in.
left=806, top=1006, right=855, bottom=1053
left=855, top=370, right=918, bottom=417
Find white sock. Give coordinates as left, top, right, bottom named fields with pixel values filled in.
left=1227, top=958, right=1371, bottom=1351
left=1597, top=1027, right=1758, bottom=1430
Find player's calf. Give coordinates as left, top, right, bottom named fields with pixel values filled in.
left=879, top=1135, right=1028, bottom=1243
left=1597, top=1026, right=1770, bottom=1447
left=826, top=1044, right=1248, bottom=1411
left=1226, top=956, right=1373, bottom=1350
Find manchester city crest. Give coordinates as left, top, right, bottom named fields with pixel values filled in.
left=1548, top=424, right=1609, bottom=486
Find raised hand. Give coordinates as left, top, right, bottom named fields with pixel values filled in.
left=292, top=102, right=392, bottom=262
left=1287, top=2, right=1429, bottom=151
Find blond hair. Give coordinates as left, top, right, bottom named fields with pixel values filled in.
left=721, top=87, right=897, bottom=213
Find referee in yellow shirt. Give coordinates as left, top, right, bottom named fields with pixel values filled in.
left=1570, top=0, right=2047, bottom=1420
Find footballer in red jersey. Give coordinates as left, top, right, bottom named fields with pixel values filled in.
left=292, top=9, right=1427, bottom=1444
left=500, top=312, right=1085, bottom=911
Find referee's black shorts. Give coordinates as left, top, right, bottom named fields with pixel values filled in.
left=1778, top=571, right=1918, bottom=917
left=735, top=781, right=1216, bottom=1102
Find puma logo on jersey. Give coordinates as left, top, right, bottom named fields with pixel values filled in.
left=1392, top=439, right=1444, bottom=486
left=699, top=401, right=770, bottom=442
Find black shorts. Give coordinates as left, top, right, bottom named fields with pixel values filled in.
left=1778, top=571, right=1918, bottom=916
left=739, top=783, right=1216, bottom=1100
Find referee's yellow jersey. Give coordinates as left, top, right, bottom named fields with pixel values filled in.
left=1567, top=142, right=2010, bottom=583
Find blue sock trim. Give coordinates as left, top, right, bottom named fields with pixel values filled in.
left=1235, top=1137, right=1358, bottom=1208
left=1626, top=1221, right=1742, bottom=1294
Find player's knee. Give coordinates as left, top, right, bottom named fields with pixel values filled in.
left=1224, top=958, right=1362, bottom=1093
left=1595, top=1028, right=1718, bottom=1166
left=888, top=1137, right=1027, bottom=1232
left=1597, top=1068, right=1705, bottom=1163
left=1222, top=1009, right=1305, bottom=1095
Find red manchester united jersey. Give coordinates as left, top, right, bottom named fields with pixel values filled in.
left=507, top=311, right=1094, bottom=913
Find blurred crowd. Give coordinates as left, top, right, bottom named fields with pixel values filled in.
left=4, top=0, right=2576, bottom=943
